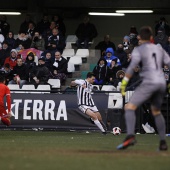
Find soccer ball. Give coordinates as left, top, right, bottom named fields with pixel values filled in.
left=112, top=127, right=121, bottom=135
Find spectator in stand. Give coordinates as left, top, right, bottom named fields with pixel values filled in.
left=109, top=70, right=125, bottom=88
left=43, top=21, right=57, bottom=41
left=123, top=35, right=130, bottom=51
left=0, top=41, right=11, bottom=67
left=0, top=63, right=13, bottom=85
left=155, top=17, right=170, bottom=36
left=129, top=26, right=138, bottom=47
left=127, top=66, right=141, bottom=91
left=19, top=14, right=35, bottom=34
left=0, top=30, right=4, bottom=49
left=95, top=35, right=116, bottom=57
left=108, top=58, right=122, bottom=81
left=5, top=31, right=16, bottom=50
left=104, top=47, right=121, bottom=67
left=37, top=14, right=50, bottom=36
left=75, top=16, right=98, bottom=49
left=26, top=22, right=37, bottom=40
left=30, top=31, right=45, bottom=51
left=92, top=58, right=109, bottom=85
left=164, top=36, right=170, bottom=56
left=45, top=28, right=66, bottom=54
left=154, top=27, right=168, bottom=49
left=0, top=15, right=10, bottom=37
left=15, top=30, right=31, bottom=50
left=51, top=51, right=68, bottom=84
left=123, top=52, right=132, bottom=69
left=30, top=57, right=50, bottom=88
left=8, top=58, right=28, bottom=88
left=24, top=52, right=36, bottom=82
left=114, top=43, right=128, bottom=69
left=4, top=49, right=18, bottom=70
left=44, top=52, right=54, bottom=73
left=52, top=14, right=66, bottom=37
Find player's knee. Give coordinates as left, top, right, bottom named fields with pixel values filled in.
left=151, top=107, right=161, bottom=116
left=125, top=103, right=137, bottom=110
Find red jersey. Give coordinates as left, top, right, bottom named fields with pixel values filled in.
left=0, top=83, right=11, bottom=112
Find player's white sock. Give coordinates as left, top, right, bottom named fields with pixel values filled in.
left=93, top=119, right=105, bottom=132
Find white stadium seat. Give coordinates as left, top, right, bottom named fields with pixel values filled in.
left=74, top=49, right=89, bottom=58
left=62, top=49, right=75, bottom=59
left=8, top=84, right=20, bottom=93
left=36, top=85, right=51, bottom=93
left=101, top=85, right=116, bottom=91
left=48, top=79, right=61, bottom=88
left=21, top=84, right=36, bottom=93
left=68, top=56, right=82, bottom=65
left=67, top=62, right=75, bottom=73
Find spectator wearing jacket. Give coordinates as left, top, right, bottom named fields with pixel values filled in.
left=4, top=49, right=18, bottom=70
left=95, top=35, right=116, bottom=56
left=75, top=16, right=98, bottom=49
left=24, top=52, right=36, bottom=80
left=93, top=58, right=109, bottom=85
left=30, top=31, right=45, bottom=51
left=0, top=41, right=11, bottom=67
left=104, top=47, right=121, bottom=67
left=114, top=44, right=128, bottom=69
left=30, top=57, right=50, bottom=88
left=5, top=31, right=16, bottom=50
left=15, top=30, right=31, bottom=50
left=45, top=28, right=66, bottom=54
left=8, top=58, right=28, bottom=88
left=51, top=51, right=68, bottom=84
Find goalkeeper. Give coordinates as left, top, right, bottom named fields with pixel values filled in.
left=117, top=26, right=170, bottom=151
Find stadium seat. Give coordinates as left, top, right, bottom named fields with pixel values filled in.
left=81, top=71, right=89, bottom=79
left=68, top=56, right=82, bottom=71
left=48, top=79, right=61, bottom=89
left=36, top=85, right=51, bottom=93
left=62, top=49, right=75, bottom=60
left=101, top=85, right=116, bottom=91
left=92, top=85, right=100, bottom=91
left=21, top=84, right=36, bottom=93
left=74, top=49, right=89, bottom=58
left=67, top=62, right=75, bottom=73
left=7, top=84, right=21, bottom=93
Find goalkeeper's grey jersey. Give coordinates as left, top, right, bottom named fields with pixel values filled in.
left=126, top=42, right=170, bottom=84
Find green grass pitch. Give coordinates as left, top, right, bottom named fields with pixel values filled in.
left=0, top=131, right=169, bottom=170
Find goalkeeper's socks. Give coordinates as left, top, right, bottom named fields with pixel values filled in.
left=154, top=114, right=166, bottom=140
left=93, top=119, right=106, bottom=132
left=125, top=109, right=136, bottom=135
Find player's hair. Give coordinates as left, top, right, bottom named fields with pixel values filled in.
left=139, top=26, right=153, bottom=40
left=0, top=75, right=5, bottom=83
left=86, top=72, right=95, bottom=78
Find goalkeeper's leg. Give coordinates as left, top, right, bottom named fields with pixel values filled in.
left=0, top=108, right=11, bottom=126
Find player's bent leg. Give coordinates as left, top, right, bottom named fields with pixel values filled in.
left=1, top=117, right=11, bottom=126
left=86, top=109, right=106, bottom=134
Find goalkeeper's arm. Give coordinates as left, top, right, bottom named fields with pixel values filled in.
left=120, top=73, right=132, bottom=96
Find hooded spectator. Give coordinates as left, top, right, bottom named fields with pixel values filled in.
left=104, top=47, right=121, bottom=67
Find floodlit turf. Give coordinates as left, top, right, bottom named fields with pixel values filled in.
left=0, top=131, right=169, bottom=170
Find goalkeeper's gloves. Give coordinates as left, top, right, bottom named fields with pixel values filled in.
left=120, top=77, right=129, bottom=96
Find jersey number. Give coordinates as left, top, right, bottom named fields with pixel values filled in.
left=152, top=53, right=158, bottom=69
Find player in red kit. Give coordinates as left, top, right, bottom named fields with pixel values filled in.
left=0, top=75, right=12, bottom=126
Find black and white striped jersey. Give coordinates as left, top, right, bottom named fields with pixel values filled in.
left=75, top=79, right=95, bottom=106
